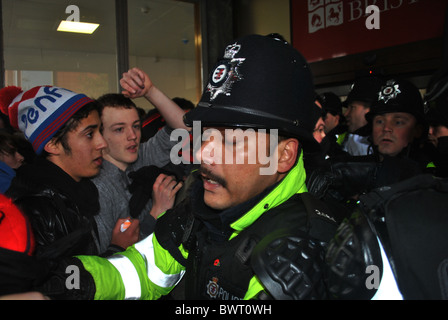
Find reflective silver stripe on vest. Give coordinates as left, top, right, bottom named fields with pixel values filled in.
left=134, top=234, right=186, bottom=288
left=108, top=255, right=141, bottom=300
left=371, top=237, right=403, bottom=300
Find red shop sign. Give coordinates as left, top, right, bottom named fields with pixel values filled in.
left=291, top=0, right=448, bottom=63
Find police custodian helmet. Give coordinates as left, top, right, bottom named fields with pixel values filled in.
left=365, top=78, right=426, bottom=126
left=183, top=34, right=319, bottom=151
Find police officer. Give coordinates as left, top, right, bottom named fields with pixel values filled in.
left=307, top=77, right=428, bottom=223
left=323, top=78, right=448, bottom=300
left=316, top=91, right=348, bottom=160
left=40, top=34, right=338, bottom=300
left=341, top=76, right=384, bottom=156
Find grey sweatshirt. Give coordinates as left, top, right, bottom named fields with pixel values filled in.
left=92, top=126, right=178, bottom=253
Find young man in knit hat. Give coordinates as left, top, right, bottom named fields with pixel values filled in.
left=43, top=34, right=338, bottom=301
left=0, top=86, right=129, bottom=260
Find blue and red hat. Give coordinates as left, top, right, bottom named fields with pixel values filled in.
left=0, top=85, right=94, bottom=155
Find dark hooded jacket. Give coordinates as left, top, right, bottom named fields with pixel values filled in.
left=6, top=157, right=100, bottom=260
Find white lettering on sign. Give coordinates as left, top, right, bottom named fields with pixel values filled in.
left=307, top=0, right=419, bottom=33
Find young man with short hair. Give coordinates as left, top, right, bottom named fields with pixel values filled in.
left=91, top=77, right=186, bottom=253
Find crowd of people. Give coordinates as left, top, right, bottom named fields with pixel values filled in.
left=0, top=33, right=447, bottom=300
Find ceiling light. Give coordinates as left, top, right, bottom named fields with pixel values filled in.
left=57, top=20, right=99, bottom=34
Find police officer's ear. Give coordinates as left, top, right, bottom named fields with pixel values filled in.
left=277, top=138, right=299, bottom=174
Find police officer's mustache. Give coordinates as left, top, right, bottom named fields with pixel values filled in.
left=198, top=167, right=228, bottom=188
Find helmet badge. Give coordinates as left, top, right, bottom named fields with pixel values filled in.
left=378, top=80, right=401, bottom=104
left=207, top=43, right=246, bottom=101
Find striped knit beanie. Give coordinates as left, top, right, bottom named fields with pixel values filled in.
left=0, top=86, right=94, bottom=155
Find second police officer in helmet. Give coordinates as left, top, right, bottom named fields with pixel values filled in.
left=307, top=77, right=430, bottom=223
left=324, top=77, right=448, bottom=300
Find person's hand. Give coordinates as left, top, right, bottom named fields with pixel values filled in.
left=120, top=67, right=189, bottom=131
left=110, top=217, right=140, bottom=249
left=149, top=174, right=183, bottom=219
left=120, top=67, right=154, bottom=99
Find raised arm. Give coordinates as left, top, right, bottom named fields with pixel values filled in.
left=120, top=67, right=189, bottom=131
